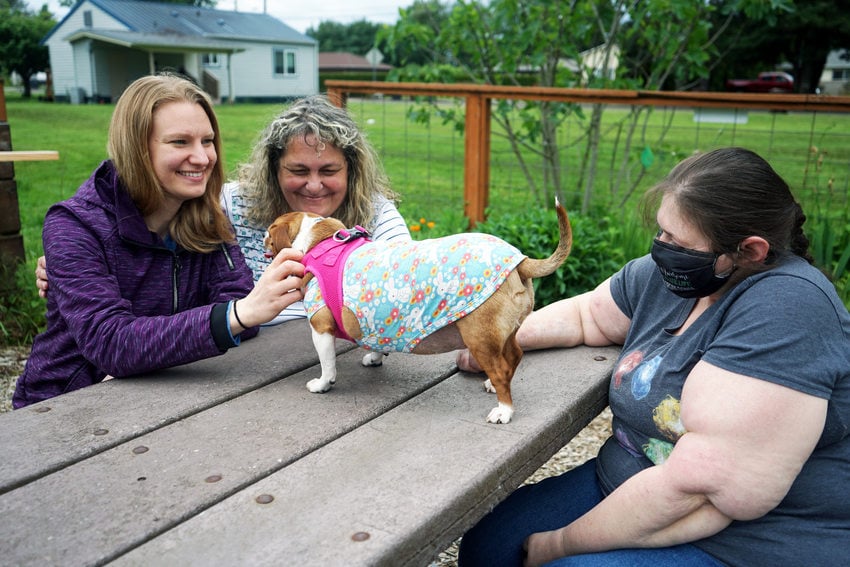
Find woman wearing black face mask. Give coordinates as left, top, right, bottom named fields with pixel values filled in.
left=455, top=147, right=850, bottom=567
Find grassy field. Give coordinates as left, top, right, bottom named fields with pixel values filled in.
left=7, top=92, right=850, bottom=247
left=3, top=88, right=849, bottom=337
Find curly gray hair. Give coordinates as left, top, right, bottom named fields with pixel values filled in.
left=238, top=94, right=398, bottom=229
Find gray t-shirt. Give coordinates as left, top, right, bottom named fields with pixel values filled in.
left=601, top=253, right=850, bottom=567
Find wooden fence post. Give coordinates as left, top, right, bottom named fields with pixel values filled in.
left=0, top=80, right=26, bottom=294
left=463, top=93, right=490, bottom=227
left=326, top=88, right=347, bottom=108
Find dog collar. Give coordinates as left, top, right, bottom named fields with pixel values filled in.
left=333, top=225, right=370, bottom=242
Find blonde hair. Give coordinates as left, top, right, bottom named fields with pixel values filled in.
left=237, top=94, right=399, bottom=229
left=108, top=73, right=232, bottom=253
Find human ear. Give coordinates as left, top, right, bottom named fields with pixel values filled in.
left=737, top=236, right=771, bottom=264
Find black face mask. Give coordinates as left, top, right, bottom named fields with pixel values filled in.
left=650, top=239, right=733, bottom=298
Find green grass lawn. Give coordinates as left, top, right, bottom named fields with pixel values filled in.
left=8, top=92, right=850, bottom=254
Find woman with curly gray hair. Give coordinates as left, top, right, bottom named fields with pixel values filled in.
left=221, top=94, right=410, bottom=324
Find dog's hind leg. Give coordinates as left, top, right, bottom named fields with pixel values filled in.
left=465, top=332, right=523, bottom=424
left=362, top=351, right=388, bottom=367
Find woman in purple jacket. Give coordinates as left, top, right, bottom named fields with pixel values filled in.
left=13, top=74, right=304, bottom=408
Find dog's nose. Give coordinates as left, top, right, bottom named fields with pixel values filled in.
left=262, top=230, right=275, bottom=257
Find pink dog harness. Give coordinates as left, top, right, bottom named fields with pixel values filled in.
left=303, top=228, right=525, bottom=352
left=302, top=226, right=370, bottom=342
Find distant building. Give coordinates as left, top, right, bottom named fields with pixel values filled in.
left=42, top=0, right=318, bottom=104
left=819, top=50, right=850, bottom=95
left=319, top=52, right=392, bottom=74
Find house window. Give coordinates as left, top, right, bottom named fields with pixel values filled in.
left=83, top=10, right=92, bottom=27
left=202, top=53, right=221, bottom=67
left=833, top=69, right=849, bottom=80
left=273, top=48, right=297, bottom=76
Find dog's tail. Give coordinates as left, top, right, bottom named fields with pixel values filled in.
left=516, top=197, right=572, bottom=279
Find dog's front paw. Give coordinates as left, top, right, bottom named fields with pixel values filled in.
left=306, top=377, right=333, bottom=393
left=483, top=378, right=496, bottom=394
left=362, top=352, right=387, bottom=367
left=486, top=403, right=514, bottom=424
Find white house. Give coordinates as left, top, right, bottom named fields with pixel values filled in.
left=42, top=0, right=318, bottom=104
left=818, top=50, right=850, bottom=95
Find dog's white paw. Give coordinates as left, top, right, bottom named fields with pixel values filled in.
left=306, top=377, right=333, bottom=393
left=362, top=352, right=387, bottom=367
left=486, top=403, right=514, bottom=424
left=483, top=378, right=496, bottom=394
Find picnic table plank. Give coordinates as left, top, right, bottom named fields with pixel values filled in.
left=0, top=150, right=59, bottom=161
left=112, top=346, right=618, bottom=566
left=0, top=322, right=354, bottom=494
left=0, top=347, right=459, bottom=566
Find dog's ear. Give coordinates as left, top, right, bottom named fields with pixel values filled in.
left=264, top=215, right=299, bottom=256
left=312, top=218, right=346, bottom=242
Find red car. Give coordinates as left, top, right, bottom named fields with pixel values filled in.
left=725, top=71, right=795, bottom=93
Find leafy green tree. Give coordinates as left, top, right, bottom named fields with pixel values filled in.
left=378, top=0, right=452, bottom=67
left=383, top=0, right=789, bottom=212
left=0, top=3, right=55, bottom=98
left=385, top=0, right=604, bottom=208
left=708, top=0, right=850, bottom=93
left=306, top=19, right=383, bottom=56
left=757, top=0, right=850, bottom=93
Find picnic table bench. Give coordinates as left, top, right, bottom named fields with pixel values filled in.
left=0, top=320, right=618, bottom=566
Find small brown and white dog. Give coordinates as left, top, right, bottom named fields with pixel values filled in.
left=264, top=202, right=571, bottom=423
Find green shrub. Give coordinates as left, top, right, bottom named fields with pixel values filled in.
left=472, top=208, right=627, bottom=307
left=0, top=261, right=44, bottom=347
left=807, top=215, right=850, bottom=282
left=406, top=205, right=643, bottom=308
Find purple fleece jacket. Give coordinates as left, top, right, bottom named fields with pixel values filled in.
left=13, top=160, right=257, bottom=408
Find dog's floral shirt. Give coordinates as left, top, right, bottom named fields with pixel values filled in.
left=304, top=233, right=525, bottom=352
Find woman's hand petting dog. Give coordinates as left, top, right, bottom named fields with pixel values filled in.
left=232, top=248, right=305, bottom=330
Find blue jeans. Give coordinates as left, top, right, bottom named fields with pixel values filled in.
left=457, top=460, right=723, bottom=567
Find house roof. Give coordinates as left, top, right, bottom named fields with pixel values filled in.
left=44, top=0, right=317, bottom=48
left=319, top=52, right=392, bottom=71
left=825, top=49, right=850, bottom=70
left=63, top=29, right=247, bottom=53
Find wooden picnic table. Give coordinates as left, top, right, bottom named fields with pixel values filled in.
left=0, top=320, right=618, bottom=566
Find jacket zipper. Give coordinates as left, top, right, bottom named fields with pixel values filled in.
left=135, top=244, right=230, bottom=315
left=172, top=253, right=181, bottom=314
left=220, top=243, right=235, bottom=270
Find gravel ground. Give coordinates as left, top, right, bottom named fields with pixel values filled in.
left=0, top=346, right=28, bottom=414
left=0, top=346, right=611, bottom=566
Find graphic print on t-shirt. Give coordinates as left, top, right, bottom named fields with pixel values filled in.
left=612, top=349, right=687, bottom=465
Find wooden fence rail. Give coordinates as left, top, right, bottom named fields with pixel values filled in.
left=326, top=80, right=850, bottom=225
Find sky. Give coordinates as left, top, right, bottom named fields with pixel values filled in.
left=27, top=0, right=414, bottom=34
